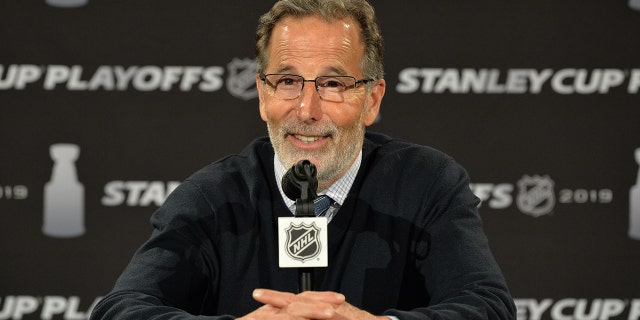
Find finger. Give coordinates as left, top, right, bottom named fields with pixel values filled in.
left=252, top=288, right=296, bottom=307
left=253, top=289, right=346, bottom=307
left=244, top=297, right=335, bottom=320
left=298, top=291, right=346, bottom=305
left=283, top=301, right=336, bottom=320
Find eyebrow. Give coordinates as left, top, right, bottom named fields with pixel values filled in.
left=274, top=65, right=295, bottom=74
left=272, top=65, right=349, bottom=76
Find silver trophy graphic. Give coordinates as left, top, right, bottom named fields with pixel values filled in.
left=43, top=144, right=85, bottom=238
left=46, top=0, right=88, bottom=8
left=630, top=148, right=640, bottom=240
left=630, top=0, right=640, bottom=11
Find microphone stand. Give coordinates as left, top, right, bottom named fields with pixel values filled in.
left=296, top=195, right=315, bottom=292
left=284, top=160, right=318, bottom=292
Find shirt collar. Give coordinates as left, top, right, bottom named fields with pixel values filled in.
left=274, top=151, right=362, bottom=213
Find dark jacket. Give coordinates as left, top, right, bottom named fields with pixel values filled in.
left=91, top=132, right=516, bottom=320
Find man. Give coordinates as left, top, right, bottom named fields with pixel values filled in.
left=91, top=1, right=516, bottom=319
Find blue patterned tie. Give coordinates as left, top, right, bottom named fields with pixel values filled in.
left=314, top=195, right=332, bottom=217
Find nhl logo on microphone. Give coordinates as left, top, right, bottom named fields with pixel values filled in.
left=285, top=222, right=321, bottom=262
left=278, top=217, right=328, bottom=268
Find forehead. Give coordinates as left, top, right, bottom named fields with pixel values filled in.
left=266, top=15, right=364, bottom=74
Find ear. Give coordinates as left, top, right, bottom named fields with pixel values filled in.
left=256, top=74, right=268, bottom=121
left=362, top=79, right=385, bottom=126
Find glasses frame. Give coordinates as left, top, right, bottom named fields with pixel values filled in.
left=259, top=73, right=374, bottom=101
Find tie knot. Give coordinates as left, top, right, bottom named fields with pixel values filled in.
left=314, top=195, right=332, bottom=217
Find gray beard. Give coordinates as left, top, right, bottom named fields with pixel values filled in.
left=267, top=118, right=365, bottom=189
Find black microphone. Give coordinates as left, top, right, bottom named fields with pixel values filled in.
left=282, top=159, right=318, bottom=217
left=281, top=160, right=319, bottom=292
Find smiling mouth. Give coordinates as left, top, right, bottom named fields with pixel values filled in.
left=293, top=134, right=325, bottom=143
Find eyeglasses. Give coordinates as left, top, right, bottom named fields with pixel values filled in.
left=259, top=74, right=374, bottom=102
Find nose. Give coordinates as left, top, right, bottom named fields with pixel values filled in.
left=296, top=81, right=323, bottom=123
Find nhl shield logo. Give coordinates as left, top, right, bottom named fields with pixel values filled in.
left=226, top=57, right=258, bottom=100
left=516, top=175, right=556, bottom=217
left=285, top=222, right=321, bottom=263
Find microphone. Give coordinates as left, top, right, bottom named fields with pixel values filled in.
left=282, top=160, right=317, bottom=217
left=279, top=160, right=327, bottom=293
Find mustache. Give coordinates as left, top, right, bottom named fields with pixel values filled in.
left=280, top=121, right=338, bottom=137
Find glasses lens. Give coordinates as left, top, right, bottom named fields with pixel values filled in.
left=317, top=76, right=355, bottom=102
left=266, top=74, right=302, bottom=99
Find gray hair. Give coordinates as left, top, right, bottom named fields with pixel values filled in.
left=255, top=0, right=384, bottom=81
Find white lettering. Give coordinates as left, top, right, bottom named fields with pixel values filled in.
left=123, top=181, right=149, bottom=206
left=460, top=69, right=488, bottom=93
left=199, top=66, right=224, bottom=91
left=395, top=68, right=422, bottom=93
left=1, top=65, right=47, bottom=89
left=575, top=69, right=601, bottom=94
left=14, top=65, right=42, bottom=90
left=181, top=66, right=203, bottom=91
left=629, top=299, right=640, bottom=320
left=161, top=66, right=183, bottom=91
left=395, top=68, right=636, bottom=95
left=0, top=296, right=15, bottom=319
left=114, top=65, right=138, bottom=90
left=13, top=296, right=38, bottom=320
left=88, top=66, right=115, bottom=90
left=134, top=66, right=163, bottom=91
left=44, top=65, right=70, bottom=90
left=489, top=184, right=514, bottom=209
left=505, top=69, right=528, bottom=94
left=67, top=65, right=88, bottom=90
left=529, top=69, right=553, bottom=94
left=470, top=183, right=493, bottom=206
left=41, top=296, right=67, bottom=320
left=514, top=298, right=639, bottom=320
left=0, top=65, right=18, bottom=89
left=101, top=181, right=126, bottom=206
left=420, top=69, right=442, bottom=93
left=600, top=69, right=625, bottom=93
left=0, top=185, right=29, bottom=200
left=434, top=69, right=458, bottom=93
left=551, top=298, right=576, bottom=320
left=63, top=296, right=85, bottom=320
left=552, top=69, right=576, bottom=94
left=574, top=299, right=597, bottom=320
left=5, top=64, right=637, bottom=95
left=470, top=183, right=513, bottom=209
left=514, top=299, right=529, bottom=320
left=0, top=296, right=102, bottom=320
left=530, top=299, right=554, bottom=320
left=629, top=69, right=640, bottom=94
left=102, top=181, right=181, bottom=207
left=486, top=69, right=505, bottom=93
left=600, top=299, right=625, bottom=320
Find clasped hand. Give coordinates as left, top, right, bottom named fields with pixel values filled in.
left=239, top=288, right=387, bottom=320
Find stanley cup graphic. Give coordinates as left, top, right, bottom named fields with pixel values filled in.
left=630, top=148, right=640, bottom=240
left=43, top=144, right=85, bottom=238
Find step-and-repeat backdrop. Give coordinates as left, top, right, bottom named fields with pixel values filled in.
left=1, top=1, right=639, bottom=319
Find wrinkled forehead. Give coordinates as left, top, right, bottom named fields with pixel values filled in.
left=268, top=14, right=363, bottom=50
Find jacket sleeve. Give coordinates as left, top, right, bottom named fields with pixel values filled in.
left=385, top=158, right=516, bottom=320
left=90, top=181, right=231, bottom=320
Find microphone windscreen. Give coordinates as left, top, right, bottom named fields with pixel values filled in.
left=282, top=167, right=302, bottom=200
left=281, top=160, right=318, bottom=201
